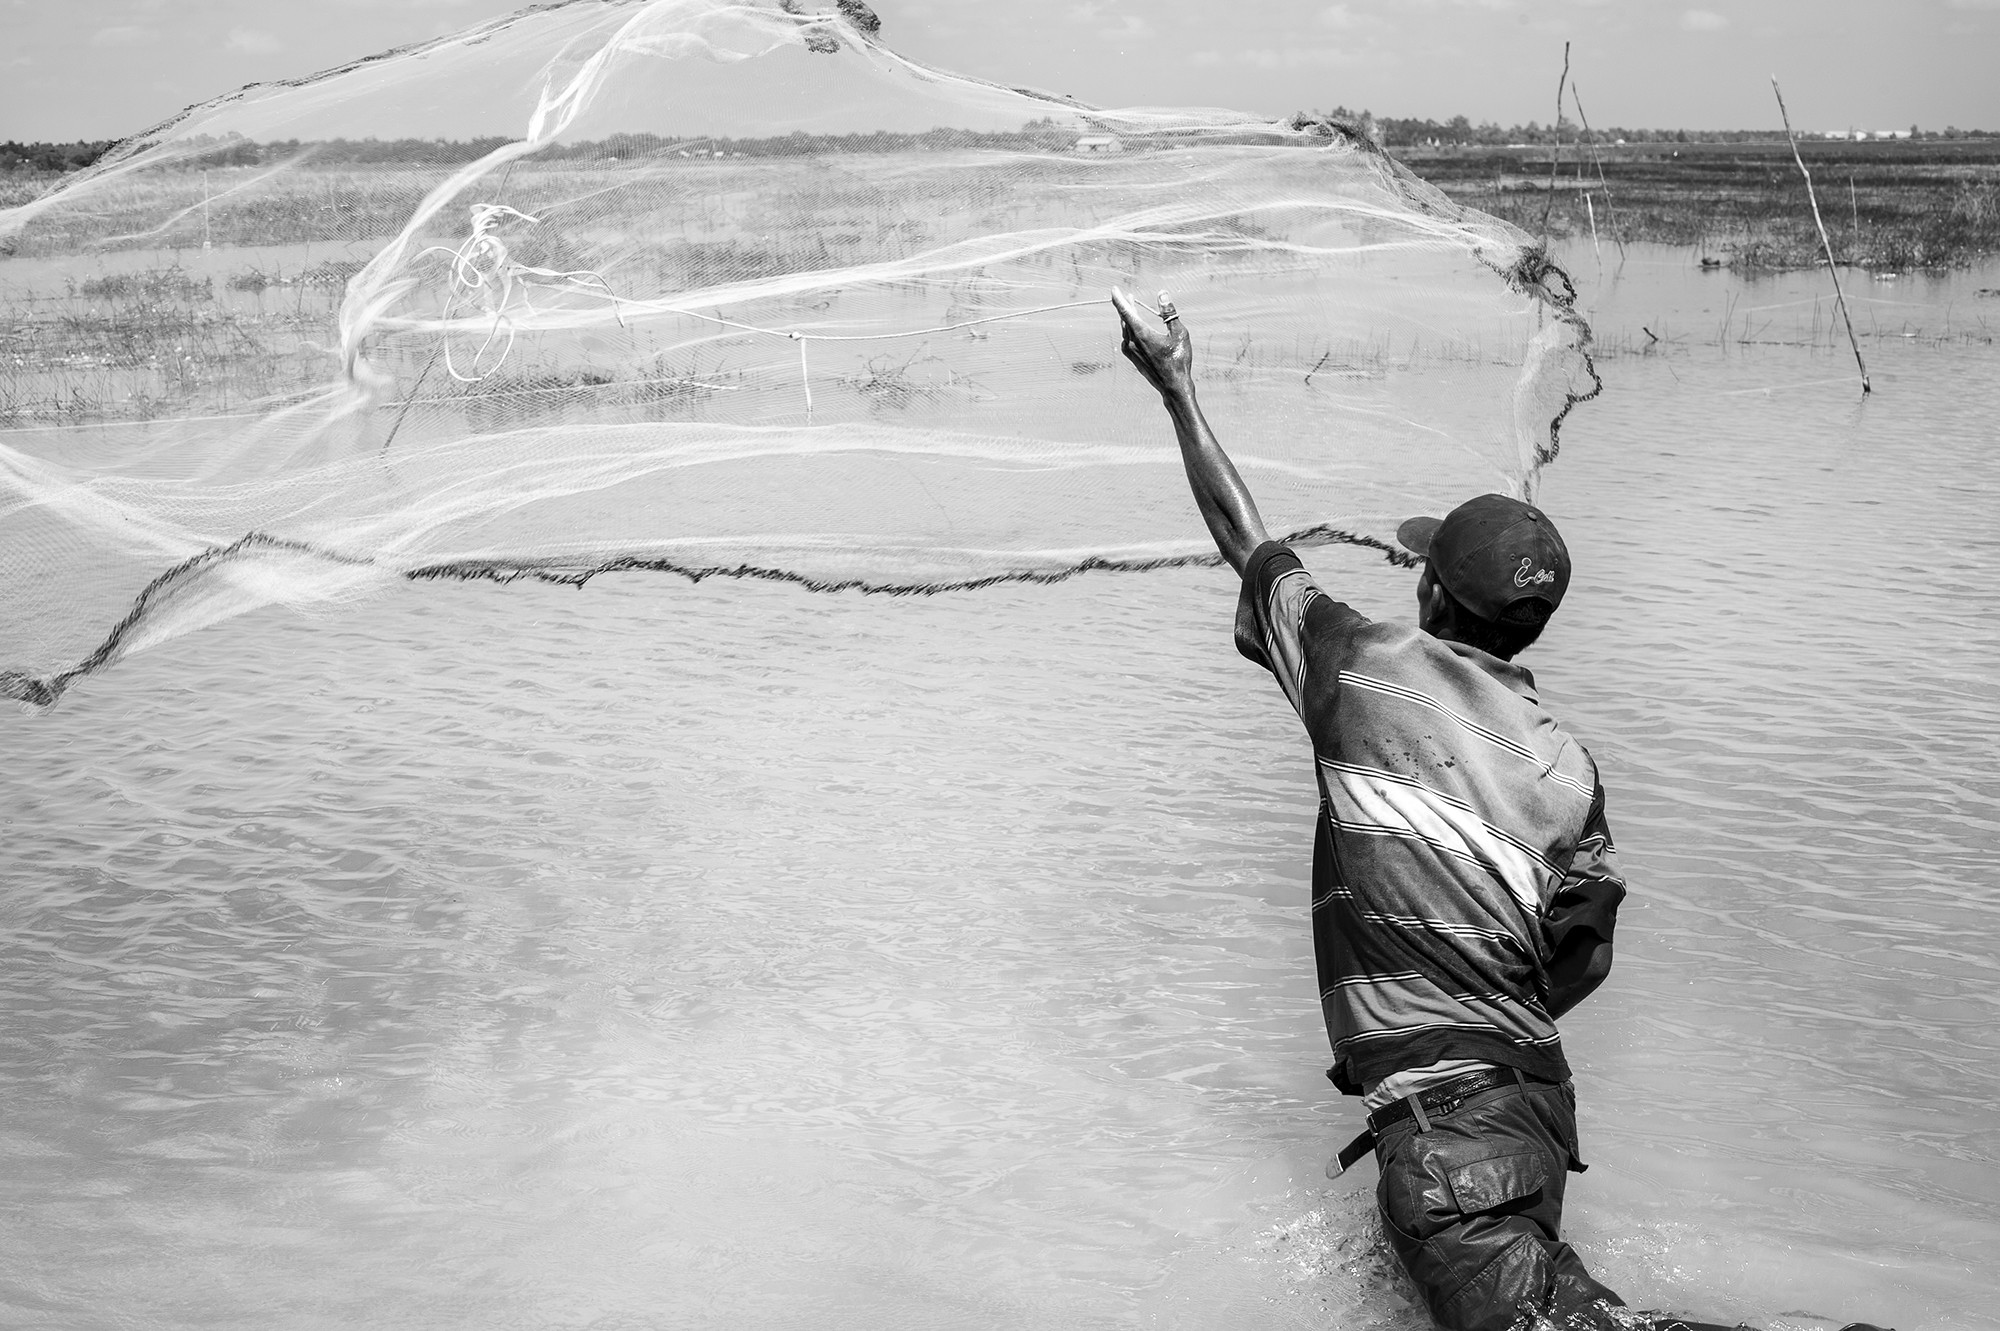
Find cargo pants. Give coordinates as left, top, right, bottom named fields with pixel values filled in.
left=1374, top=1077, right=1628, bottom=1331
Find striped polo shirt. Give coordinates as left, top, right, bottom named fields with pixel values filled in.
left=1235, top=541, right=1626, bottom=1094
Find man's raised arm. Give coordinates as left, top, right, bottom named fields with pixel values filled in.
left=1111, top=288, right=1270, bottom=574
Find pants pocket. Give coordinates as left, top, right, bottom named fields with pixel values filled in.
left=1377, top=1122, right=1554, bottom=1243
left=1446, top=1151, right=1548, bottom=1214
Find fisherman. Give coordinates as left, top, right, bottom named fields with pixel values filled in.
left=1109, top=288, right=1888, bottom=1331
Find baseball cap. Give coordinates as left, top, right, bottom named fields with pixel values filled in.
left=1395, top=494, right=1571, bottom=625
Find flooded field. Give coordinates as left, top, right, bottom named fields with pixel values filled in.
left=2, top=240, right=1995, bottom=1329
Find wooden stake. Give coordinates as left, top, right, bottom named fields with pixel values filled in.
left=1571, top=82, right=1625, bottom=258
left=1772, top=77, right=1870, bottom=394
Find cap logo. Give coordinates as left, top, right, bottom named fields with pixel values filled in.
left=1513, top=557, right=1555, bottom=589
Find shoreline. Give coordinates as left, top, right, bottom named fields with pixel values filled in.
left=8, top=138, right=1997, bottom=274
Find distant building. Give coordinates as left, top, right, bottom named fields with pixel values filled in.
left=1072, top=136, right=1122, bottom=154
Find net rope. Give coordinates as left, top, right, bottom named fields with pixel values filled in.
left=0, top=0, right=1598, bottom=707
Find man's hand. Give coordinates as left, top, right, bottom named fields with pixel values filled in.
left=1111, top=286, right=1193, bottom=398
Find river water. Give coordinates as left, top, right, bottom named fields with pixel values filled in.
left=3, top=247, right=1996, bottom=1331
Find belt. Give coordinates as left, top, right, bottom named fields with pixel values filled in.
left=1367, top=1065, right=1540, bottom=1134
left=1325, top=1066, right=1552, bottom=1180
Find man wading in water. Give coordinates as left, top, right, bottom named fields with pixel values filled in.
left=1111, top=289, right=1889, bottom=1331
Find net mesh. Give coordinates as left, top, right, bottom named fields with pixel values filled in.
left=0, top=0, right=1597, bottom=705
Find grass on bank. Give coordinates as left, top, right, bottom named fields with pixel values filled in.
left=1405, top=138, right=2000, bottom=271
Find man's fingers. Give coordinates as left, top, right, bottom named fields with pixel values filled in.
left=1110, top=285, right=1166, bottom=340
left=1109, top=285, right=1144, bottom=328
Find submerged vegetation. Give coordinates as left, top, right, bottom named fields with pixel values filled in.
left=0, top=262, right=341, bottom=427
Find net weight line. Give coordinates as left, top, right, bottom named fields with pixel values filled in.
left=1, top=523, right=1415, bottom=709
left=404, top=521, right=1419, bottom=592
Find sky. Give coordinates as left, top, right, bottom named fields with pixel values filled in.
left=1, top=0, right=1992, bottom=143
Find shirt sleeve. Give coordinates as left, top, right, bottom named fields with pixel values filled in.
left=1233, top=540, right=1324, bottom=719
left=1542, top=777, right=1626, bottom=1019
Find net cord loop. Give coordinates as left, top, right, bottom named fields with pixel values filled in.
left=416, top=204, right=624, bottom=383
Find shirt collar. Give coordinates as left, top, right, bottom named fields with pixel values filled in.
left=1446, top=641, right=1540, bottom=704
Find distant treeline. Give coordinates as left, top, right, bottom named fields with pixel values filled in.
left=0, top=126, right=1085, bottom=173
left=6, top=115, right=1998, bottom=174
left=0, top=140, right=120, bottom=173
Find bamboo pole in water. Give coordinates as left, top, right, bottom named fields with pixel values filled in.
left=1570, top=83, right=1626, bottom=260
left=1771, top=77, right=1870, bottom=394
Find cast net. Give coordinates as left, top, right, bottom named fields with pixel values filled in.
left=0, top=0, right=1596, bottom=706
